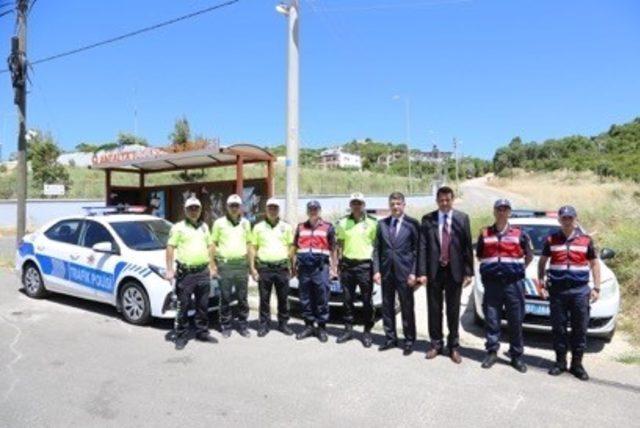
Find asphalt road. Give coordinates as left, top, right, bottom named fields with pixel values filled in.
left=1, top=270, right=639, bottom=427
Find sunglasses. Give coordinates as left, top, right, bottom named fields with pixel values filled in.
left=228, top=203, right=241, bottom=208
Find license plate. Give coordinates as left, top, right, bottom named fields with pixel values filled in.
left=330, top=282, right=342, bottom=293
left=525, top=303, right=550, bottom=316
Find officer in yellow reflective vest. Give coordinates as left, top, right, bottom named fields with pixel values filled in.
left=211, top=194, right=253, bottom=338
left=335, top=192, right=378, bottom=348
left=249, top=198, right=295, bottom=337
left=166, top=196, right=216, bottom=350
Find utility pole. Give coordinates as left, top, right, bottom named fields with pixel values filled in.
left=9, top=0, right=29, bottom=244
left=453, top=137, right=459, bottom=191
left=276, top=0, right=299, bottom=224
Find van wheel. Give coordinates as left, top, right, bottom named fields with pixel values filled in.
left=119, top=281, right=151, bottom=325
left=23, top=263, right=47, bottom=298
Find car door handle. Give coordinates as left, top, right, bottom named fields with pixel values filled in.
left=70, top=254, right=80, bottom=261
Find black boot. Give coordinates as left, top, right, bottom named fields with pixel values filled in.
left=257, top=324, right=270, bottom=337
left=548, top=352, right=567, bottom=376
left=278, top=321, right=294, bottom=336
left=481, top=352, right=498, bottom=369
left=362, top=330, right=373, bottom=348
left=569, top=352, right=589, bottom=381
left=316, top=324, right=328, bottom=343
left=336, top=325, right=354, bottom=344
left=174, top=334, right=188, bottom=351
left=296, top=324, right=315, bottom=340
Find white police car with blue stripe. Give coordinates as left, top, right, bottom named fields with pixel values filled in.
left=15, top=212, right=221, bottom=325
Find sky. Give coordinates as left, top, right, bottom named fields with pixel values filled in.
left=1, top=0, right=639, bottom=160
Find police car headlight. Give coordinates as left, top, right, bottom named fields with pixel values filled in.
left=599, top=278, right=617, bottom=300
left=148, top=264, right=167, bottom=279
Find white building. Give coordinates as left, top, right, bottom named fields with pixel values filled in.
left=319, top=147, right=362, bottom=170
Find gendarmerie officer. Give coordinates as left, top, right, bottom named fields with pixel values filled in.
left=165, top=196, right=216, bottom=350
left=538, top=206, right=601, bottom=381
left=476, top=199, right=533, bottom=373
left=335, top=192, right=378, bottom=348
left=249, top=198, right=295, bottom=337
left=293, top=200, right=338, bottom=343
left=211, top=194, right=253, bottom=338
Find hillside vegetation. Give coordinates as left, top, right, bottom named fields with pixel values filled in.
left=493, top=117, right=640, bottom=181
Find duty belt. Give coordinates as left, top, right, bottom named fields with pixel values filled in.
left=215, top=257, right=246, bottom=265
left=176, top=263, right=208, bottom=274
left=258, top=260, right=289, bottom=270
left=341, top=258, right=372, bottom=268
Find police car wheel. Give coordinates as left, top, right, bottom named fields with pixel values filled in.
left=119, top=282, right=151, bottom=325
left=23, top=263, right=47, bottom=298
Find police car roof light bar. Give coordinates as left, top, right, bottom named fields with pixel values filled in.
left=82, top=204, right=147, bottom=216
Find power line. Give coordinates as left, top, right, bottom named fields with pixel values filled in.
left=1, top=0, right=241, bottom=74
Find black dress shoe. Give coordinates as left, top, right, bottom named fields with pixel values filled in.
left=481, top=352, right=498, bottom=369
left=317, top=328, right=328, bottom=343
left=278, top=322, right=294, bottom=336
left=238, top=327, right=251, bottom=338
left=175, top=336, right=188, bottom=350
left=336, top=327, right=354, bottom=344
left=362, top=331, right=373, bottom=348
left=511, top=358, right=527, bottom=373
left=378, top=340, right=397, bottom=351
left=569, top=364, right=589, bottom=381
left=221, top=328, right=232, bottom=338
left=403, top=342, right=414, bottom=356
left=257, top=325, right=270, bottom=337
left=296, top=325, right=315, bottom=340
left=195, top=332, right=218, bottom=343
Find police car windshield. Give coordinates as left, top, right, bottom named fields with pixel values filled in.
left=111, top=220, right=171, bottom=251
left=517, top=224, right=561, bottom=255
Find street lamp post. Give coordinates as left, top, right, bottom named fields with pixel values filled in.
left=276, top=1, right=300, bottom=224
left=393, top=95, right=412, bottom=194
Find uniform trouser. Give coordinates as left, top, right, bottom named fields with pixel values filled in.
left=298, top=264, right=330, bottom=326
left=218, top=260, right=249, bottom=330
left=175, top=269, right=211, bottom=337
left=549, top=284, right=590, bottom=354
left=427, top=265, right=463, bottom=349
left=483, top=279, right=525, bottom=358
left=340, top=261, right=374, bottom=330
left=382, top=274, right=416, bottom=343
left=258, top=266, right=290, bottom=325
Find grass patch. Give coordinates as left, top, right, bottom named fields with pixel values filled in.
left=489, top=170, right=640, bottom=346
left=615, top=353, right=640, bottom=365
left=0, top=165, right=430, bottom=199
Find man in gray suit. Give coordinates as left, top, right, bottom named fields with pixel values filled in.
left=418, top=186, right=474, bottom=364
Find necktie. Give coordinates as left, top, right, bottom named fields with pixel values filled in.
left=440, top=213, right=450, bottom=266
left=390, top=217, right=398, bottom=241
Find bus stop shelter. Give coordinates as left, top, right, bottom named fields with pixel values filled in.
left=90, top=144, right=275, bottom=224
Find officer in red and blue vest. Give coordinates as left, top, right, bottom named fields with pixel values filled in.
left=538, top=205, right=601, bottom=381
left=293, top=200, right=338, bottom=343
left=476, top=199, right=533, bottom=372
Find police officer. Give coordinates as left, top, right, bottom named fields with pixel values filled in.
left=538, top=205, right=601, bottom=381
left=249, top=198, right=295, bottom=337
left=476, top=199, right=533, bottom=372
left=335, top=192, right=378, bottom=348
left=211, top=194, right=253, bottom=338
left=293, top=200, right=338, bottom=342
left=165, top=196, right=216, bottom=350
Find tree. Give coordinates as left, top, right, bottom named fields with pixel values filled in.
left=169, top=116, right=190, bottom=146
left=116, top=132, right=148, bottom=147
left=75, top=142, right=101, bottom=153
left=28, top=132, right=72, bottom=197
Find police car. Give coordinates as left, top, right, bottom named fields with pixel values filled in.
left=472, top=212, right=620, bottom=340
left=288, top=276, right=384, bottom=315
left=15, top=208, right=223, bottom=325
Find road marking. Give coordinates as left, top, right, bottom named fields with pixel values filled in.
left=0, top=314, right=24, bottom=403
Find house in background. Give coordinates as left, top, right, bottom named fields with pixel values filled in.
left=319, top=147, right=362, bottom=170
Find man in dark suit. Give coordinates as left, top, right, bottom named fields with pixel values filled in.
left=418, top=186, right=474, bottom=364
left=373, top=192, right=421, bottom=355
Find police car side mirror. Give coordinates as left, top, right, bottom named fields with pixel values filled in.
left=600, top=248, right=615, bottom=260
left=93, top=241, right=118, bottom=255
